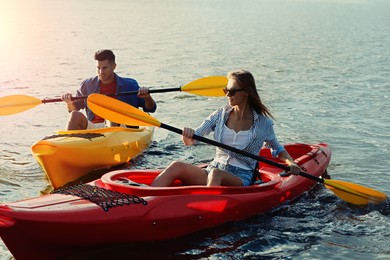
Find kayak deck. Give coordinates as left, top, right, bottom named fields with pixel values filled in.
left=31, top=126, right=153, bottom=189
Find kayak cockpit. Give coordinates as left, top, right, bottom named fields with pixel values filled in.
left=100, top=169, right=282, bottom=197
left=97, top=143, right=330, bottom=197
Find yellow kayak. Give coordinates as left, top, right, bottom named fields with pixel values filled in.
left=31, top=126, right=153, bottom=189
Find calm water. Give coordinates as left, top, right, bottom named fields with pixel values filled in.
left=0, top=0, right=389, bottom=259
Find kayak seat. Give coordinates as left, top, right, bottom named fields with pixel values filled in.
left=116, top=177, right=149, bottom=187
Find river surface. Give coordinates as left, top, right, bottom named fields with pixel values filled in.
left=0, top=0, right=389, bottom=259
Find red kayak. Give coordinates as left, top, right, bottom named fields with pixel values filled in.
left=0, top=143, right=331, bottom=259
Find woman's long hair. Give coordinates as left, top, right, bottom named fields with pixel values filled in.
left=227, top=70, right=274, bottom=119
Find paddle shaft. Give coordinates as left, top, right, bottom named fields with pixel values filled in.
left=41, top=88, right=182, bottom=104
left=160, top=123, right=321, bottom=182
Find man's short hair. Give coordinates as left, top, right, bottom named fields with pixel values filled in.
left=94, top=49, right=115, bottom=63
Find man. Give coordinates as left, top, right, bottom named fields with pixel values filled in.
left=62, top=49, right=157, bottom=130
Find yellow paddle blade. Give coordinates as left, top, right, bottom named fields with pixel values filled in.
left=0, top=95, right=42, bottom=116
left=181, top=76, right=227, bottom=96
left=87, top=93, right=161, bottom=127
left=324, top=179, right=388, bottom=205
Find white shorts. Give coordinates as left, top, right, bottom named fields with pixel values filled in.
left=86, top=121, right=105, bottom=129
left=86, top=120, right=122, bottom=129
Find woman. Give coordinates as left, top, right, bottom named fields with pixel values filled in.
left=151, top=70, right=301, bottom=187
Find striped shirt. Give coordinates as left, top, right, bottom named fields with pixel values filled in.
left=194, top=105, right=285, bottom=170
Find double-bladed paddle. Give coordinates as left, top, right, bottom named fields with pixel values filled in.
left=0, top=76, right=227, bottom=116
left=87, top=93, right=388, bottom=206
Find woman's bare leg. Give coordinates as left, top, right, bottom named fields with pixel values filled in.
left=207, top=168, right=243, bottom=186
left=151, top=161, right=208, bottom=187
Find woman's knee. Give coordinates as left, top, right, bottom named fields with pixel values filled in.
left=162, top=161, right=187, bottom=177
left=152, top=161, right=187, bottom=187
left=166, top=161, right=185, bottom=171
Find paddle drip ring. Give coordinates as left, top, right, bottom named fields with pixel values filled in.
left=51, top=184, right=147, bottom=211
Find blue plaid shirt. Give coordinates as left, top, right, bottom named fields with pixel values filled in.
left=194, top=105, right=285, bottom=170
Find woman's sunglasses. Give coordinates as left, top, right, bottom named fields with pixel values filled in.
left=223, top=88, right=245, bottom=96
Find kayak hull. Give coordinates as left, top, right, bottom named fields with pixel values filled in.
left=30, top=127, right=153, bottom=189
left=0, top=143, right=331, bottom=259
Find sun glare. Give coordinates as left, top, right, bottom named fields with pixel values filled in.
left=0, top=4, right=16, bottom=58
